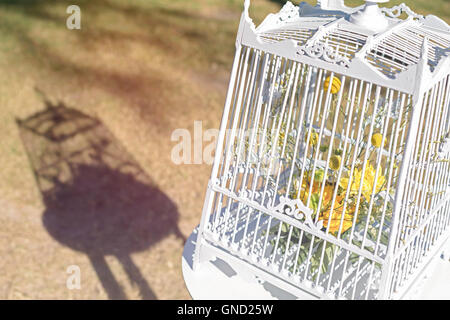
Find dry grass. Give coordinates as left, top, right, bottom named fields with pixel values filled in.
left=0, top=0, right=448, bottom=300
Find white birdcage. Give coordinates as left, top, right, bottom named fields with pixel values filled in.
left=190, top=0, right=450, bottom=300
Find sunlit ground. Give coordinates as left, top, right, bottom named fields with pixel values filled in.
left=0, top=0, right=448, bottom=299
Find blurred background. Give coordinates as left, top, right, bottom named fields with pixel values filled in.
left=0, top=0, right=448, bottom=300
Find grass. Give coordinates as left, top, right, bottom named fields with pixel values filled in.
left=0, top=0, right=448, bottom=300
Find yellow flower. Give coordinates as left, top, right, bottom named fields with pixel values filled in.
left=320, top=198, right=354, bottom=234
left=324, top=76, right=341, bottom=94
left=339, top=161, right=386, bottom=202
left=290, top=176, right=354, bottom=235
left=371, top=133, right=384, bottom=148
left=306, top=131, right=319, bottom=147
left=291, top=176, right=330, bottom=208
left=330, top=155, right=341, bottom=171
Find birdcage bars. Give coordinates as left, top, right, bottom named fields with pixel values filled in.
left=384, top=72, right=450, bottom=299
left=196, top=51, right=412, bottom=299
left=193, top=0, right=450, bottom=300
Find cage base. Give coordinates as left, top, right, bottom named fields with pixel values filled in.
left=182, top=227, right=318, bottom=300
left=182, top=227, right=450, bottom=300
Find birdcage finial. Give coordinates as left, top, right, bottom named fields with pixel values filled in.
left=318, top=0, right=346, bottom=9
left=350, top=0, right=390, bottom=33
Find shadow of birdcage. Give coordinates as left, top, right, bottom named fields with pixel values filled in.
left=16, top=97, right=185, bottom=300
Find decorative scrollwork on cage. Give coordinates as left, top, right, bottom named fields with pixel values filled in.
left=258, top=1, right=299, bottom=29
left=272, top=196, right=324, bottom=232
left=255, top=1, right=301, bottom=32
left=381, top=4, right=424, bottom=22
left=297, top=42, right=350, bottom=67
left=277, top=1, right=299, bottom=23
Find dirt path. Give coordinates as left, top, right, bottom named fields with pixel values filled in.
left=0, top=0, right=240, bottom=300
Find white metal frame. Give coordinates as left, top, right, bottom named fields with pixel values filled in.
left=193, top=0, right=450, bottom=300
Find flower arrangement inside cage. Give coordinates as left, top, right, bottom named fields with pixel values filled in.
left=229, top=67, right=412, bottom=280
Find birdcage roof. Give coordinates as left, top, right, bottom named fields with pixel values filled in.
left=239, top=1, right=450, bottom=94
